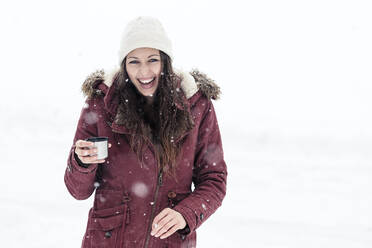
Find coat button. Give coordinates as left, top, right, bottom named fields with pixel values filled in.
left=105, top=231, right=112, bottom=238
left=200, top=213, right=204, bottom=221
left=181, top=235, right=186, bottom=241
left=168, top=191, right=177, bottom=199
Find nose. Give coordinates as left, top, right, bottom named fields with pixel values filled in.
left=138, top=64, right=151, bottom=78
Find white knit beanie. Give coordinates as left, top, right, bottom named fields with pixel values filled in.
left=118, top=16, right=173, bottom=66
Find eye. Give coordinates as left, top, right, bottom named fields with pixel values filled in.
left=128, top=60, right=139, bottom=64
left=149, top=58, right=159, bottom=63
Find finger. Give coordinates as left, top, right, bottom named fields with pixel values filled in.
left=173, top=211, right=187, bottom=229
left=160, top=224, right=179, bottom=239
left=152, top=208, right=171, bottom=231
left=152, top=214, right=173, bottom=237
left=79, top=154, right=105, bottom=164
left=79, top=154, right=97, bottom=163
left=76, top=140, right=94, bottom=148
left=75, top=147, right=97, bottom=157
left=108, top=143, right=112, bottom=148
left=154, top=218, right=176, bottom=238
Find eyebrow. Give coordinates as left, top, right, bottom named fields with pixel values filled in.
left=127, top=54, right=160, bottom=59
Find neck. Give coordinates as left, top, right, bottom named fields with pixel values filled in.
left=145, top=95, right=155, bottom=105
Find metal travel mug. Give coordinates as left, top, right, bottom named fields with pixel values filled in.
left=85, top=137, right=108, bottom=160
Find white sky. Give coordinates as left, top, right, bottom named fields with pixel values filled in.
left=1, top=0, right=372, bottom=139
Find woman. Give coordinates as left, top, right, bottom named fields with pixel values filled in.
left=64, top=16, right=227, bottom=248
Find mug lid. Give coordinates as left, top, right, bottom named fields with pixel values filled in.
left=86, top=137, right=108, bottom=142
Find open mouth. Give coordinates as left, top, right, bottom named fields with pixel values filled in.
left=138, top=77, right=156, bottom=89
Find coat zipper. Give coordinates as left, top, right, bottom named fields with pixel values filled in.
left=144, top=168, right=163, bottom=248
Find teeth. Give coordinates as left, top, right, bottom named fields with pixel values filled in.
left=139, top=78, right=154, bottom=84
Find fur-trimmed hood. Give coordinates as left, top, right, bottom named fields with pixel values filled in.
left=81, top=68, right=221, bottom=101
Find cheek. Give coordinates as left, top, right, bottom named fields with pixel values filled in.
left=126, top=67, right=137, bottom=81
left=151, top=64, right=162, bottom=77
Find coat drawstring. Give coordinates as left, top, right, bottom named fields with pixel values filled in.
left=119, top=193, right=131, bottom=247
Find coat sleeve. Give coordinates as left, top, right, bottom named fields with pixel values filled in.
left=174, top=99, right=227, bottom=234
left=64, top=97, right=101, bottom=200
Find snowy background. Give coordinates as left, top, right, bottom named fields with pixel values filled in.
left=1, top=0, right=372, bottom=247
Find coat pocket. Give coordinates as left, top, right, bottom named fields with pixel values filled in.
left=87, top=204, right=128, bottom=248
left=94, top=189, right=124, bottom=210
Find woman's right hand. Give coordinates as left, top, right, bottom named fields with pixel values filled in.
left=74, top=140, right=106, bottom=164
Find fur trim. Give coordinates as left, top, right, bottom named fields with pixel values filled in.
left=174, top=69, right=198, bottom=99
left=190, top=69, right=221, bottom=100
left=81, top=69, right=105, bottom=98
left=81, top=68, right=221, bottom=100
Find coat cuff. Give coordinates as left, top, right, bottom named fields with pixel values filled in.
left=173, top=205, right=197, bottom=235
left=74, top=152, right=91, bottom=168
left=177, top=224, right=191, bottom=235
left=68, top=146, right=98, bottom=174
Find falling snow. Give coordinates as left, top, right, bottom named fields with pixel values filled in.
left=83, top=112, right=99, bottom=125
left=203, top=143, right=223, bottom=166
left=131, top=182, right=149, bottom=198
left=4, top=5, right=372, bottom=247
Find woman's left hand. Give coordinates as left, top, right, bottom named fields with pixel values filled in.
left=151, top=208, right=186, bottom=239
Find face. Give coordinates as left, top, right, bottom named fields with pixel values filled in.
left=125, top=48, right=162, bottom=99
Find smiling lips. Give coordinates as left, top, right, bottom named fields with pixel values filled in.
left=138, top=77, right=156, bottom=89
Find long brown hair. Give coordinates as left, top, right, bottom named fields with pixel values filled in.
left=114, top=51, right=194, bottom=178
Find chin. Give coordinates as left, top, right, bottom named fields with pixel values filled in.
left=142, top=93, right=154, bottom=97
left=143, top=86, right=158, bottom=97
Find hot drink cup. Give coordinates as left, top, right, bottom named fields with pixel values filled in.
left=85, top=137, right=108, bottom=160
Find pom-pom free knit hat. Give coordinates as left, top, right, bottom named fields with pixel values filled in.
left=118, top=16, right=173, bottom=66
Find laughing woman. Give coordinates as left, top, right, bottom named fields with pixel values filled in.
left=64, top=16, right=227, bottom=248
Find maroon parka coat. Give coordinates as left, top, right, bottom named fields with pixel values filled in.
left=64, top=68, right=227, bottom=248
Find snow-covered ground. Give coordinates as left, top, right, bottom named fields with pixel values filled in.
left=1, top=0, right=371, bottom=247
